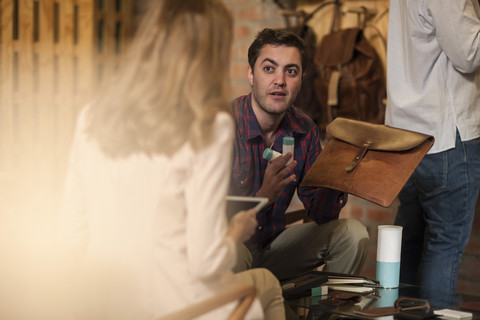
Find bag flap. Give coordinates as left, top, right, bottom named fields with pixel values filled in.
left=315, top=28, right=361, bottom=66
left=326, top=117, right=434, bottom=151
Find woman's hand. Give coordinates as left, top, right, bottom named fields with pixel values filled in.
left=227, top=208, right=258, bottom=244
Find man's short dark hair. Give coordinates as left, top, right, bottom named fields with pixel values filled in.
left=248, top=28, right=307, bottom=73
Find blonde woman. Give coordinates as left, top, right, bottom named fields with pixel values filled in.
left=58, top=1, right=285, bottom=319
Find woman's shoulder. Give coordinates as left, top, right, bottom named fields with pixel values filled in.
left=213, top=111, right=234, bottom=135
left=200, top=111, right=234, bottom=153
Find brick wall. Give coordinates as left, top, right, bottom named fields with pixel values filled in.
left=223, top=0, right=285, bottom=98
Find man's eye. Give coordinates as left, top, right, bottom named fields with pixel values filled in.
left=264, top=66, right=274, bottom=72
left=286, top=69, right=298, bottom=76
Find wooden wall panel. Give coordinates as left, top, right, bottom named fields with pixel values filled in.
left=56, top=0, right=75, bottom=183
left=0, top=0, right=14, bottom=170
left=37, top=0, right=55, bottom=184
left=75, top=0, right=94, bottom=108
left=17, top=0, right=35, bottom=169
left=0, top=0, right=133, bottom=216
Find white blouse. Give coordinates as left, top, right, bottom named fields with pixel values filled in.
left=58, top=107, right=263, bottom=319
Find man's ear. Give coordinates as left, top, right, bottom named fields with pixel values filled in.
left=247, top=65, right=254, bottom=87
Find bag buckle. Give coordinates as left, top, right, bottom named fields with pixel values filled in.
left=345, top=142, right=371, bottom=172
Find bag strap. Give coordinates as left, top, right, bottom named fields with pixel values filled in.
left=281, top=1, right=338, bottom=30
left=330, top=0, right=341, bottom=33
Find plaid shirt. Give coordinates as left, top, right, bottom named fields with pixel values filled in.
left=229, top=94, right=347, bottom=250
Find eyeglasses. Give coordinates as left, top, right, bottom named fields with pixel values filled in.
left=395, top=297, right=431, bottom=311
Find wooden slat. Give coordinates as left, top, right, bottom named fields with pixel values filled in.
left=17, top=0, right=35, bottom=171
left=37, top=0, right=56, bottom=191
left=0, top=0, right=15, bottom=171
left=75, top=0, right=94, bottom=108
left=120, top=0, right=133, bottom=54
left=103, top=0, right=118, bottom=78
left=56, top=0, right=75, bottom=180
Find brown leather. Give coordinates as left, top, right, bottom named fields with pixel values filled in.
left=314, top=27, right=386, bottom=136
left=329, top=291, right=362, bottom=300
left=321, top=291, right=363, bottom=306
left=301, top=118, right=434, bottom=207
left=281, top=24, right=323, bottom=127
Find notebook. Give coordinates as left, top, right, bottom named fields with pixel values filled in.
left=226, top=196, right=268, bottom=220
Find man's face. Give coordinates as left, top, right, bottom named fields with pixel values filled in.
left=248, top=44, right=303, bottom=116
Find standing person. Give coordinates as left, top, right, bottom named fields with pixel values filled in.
left=230, top=28, right=369, bottom=281
left=58, top=1, right=285, bottom=319
left=386, top=0, right=480, bottom=307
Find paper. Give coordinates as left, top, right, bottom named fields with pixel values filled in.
left=326, top=273, right=379, bottom=286
left=326, top=277, right=377, bottom=286
left=434, top=309, right=473, bottom=320
left=328, top=285, right=376, bottom=293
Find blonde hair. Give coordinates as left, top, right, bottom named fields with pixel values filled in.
left=87, top=0, right=233, bottom=158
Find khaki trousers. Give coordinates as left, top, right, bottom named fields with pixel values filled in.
left=235, top=268, right=286, bottom=320
left=235, top=218, right=369, bottom=281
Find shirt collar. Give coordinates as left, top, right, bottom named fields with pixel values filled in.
left=240, top=94, right=306, bottom=142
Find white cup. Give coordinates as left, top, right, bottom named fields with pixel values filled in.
left=376, top=225, right=403, bottom=288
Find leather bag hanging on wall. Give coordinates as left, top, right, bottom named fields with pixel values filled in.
left=301, top=118, right=434, bottom=207
left=287, top=24, right=323, bottom=126
left=274, top=0, right=351, bottom=128
left=314, top=3, right=387, bottom=136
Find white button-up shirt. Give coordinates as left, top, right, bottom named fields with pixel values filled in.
left=386, top=0, right=480, bottom=154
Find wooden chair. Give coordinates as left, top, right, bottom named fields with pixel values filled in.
left=157, top=284, right=256, bottom=320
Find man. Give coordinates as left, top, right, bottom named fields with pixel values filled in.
left=230, top=28, right=369, bottom=281
left=386, top=0, right=480, bottom=307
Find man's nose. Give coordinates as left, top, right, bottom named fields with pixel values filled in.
left=273, top=72, right=286, bottom=86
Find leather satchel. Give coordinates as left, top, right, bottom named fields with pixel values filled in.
left=314, top=27, right=386, bottom=135
left=301, top=118, right=434, bottom=207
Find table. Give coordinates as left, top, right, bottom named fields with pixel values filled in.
left=285, top=284, right=480, bottom=320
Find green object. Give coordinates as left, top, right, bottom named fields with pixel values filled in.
left=283, top=136, right=294, bottom=145
left=311, top=285, right=328, bottom=297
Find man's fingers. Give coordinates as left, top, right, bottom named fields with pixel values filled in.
left=267, top=152, right=293, bottom=169
left=280, top=172, right=296, bottom=187
left=279, top=160, right=296, bottom=178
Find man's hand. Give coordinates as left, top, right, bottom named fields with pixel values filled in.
left=255, top=152, right=297, bottom=203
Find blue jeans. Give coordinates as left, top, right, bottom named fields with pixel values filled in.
left=395, top=131, right=480, bottom=307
